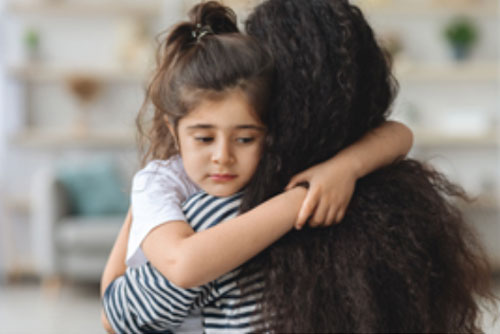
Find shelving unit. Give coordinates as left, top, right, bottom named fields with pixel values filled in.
left=4, top=1, right=161, bottom=145
left=7, top=64, right=150, bottom=83
left=357, top=1, right=497, bottom=18
left=413, top=129, right=499, bottom=148
left=10, top=129, right=136, bottom=149
left=2, top=1, right=168, bottom=279
left=395, top=61, right=499, bottom=83
left=6, top=1, right=162, bottom=18
left=359, top=0, right=500, bottom=271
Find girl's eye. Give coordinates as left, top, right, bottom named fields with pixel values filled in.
left=236, top=137, right=255, bottom=144
left=195, top=137, right=214, bottom=143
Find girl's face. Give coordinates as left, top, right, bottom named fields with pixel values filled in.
left=175, top=89, right=266, bottom=197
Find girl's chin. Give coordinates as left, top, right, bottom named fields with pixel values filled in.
left=201, top=184, right=243, bottom=198
left=205, top=189, right=236, bottom=198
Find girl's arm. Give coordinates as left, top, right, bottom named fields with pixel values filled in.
left=141, top=186, right=307, bottom=289
left=100, top=208, right=132, bottom=296
left=101, top=209, right=134, bottom=333
left=287, top=120, right=413, bottom=228
left=139, top=120, right=411, bottom=290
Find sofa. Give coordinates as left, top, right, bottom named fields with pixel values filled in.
left=31, top=164, right=127, bottom=283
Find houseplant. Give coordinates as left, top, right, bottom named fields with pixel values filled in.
left=444, top=17, right=478, bottom=61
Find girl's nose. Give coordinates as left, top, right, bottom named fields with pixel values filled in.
left=212, top=139, right=235, bottom=165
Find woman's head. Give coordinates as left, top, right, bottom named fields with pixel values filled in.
left=137, top=1, right=273, bottom=196
left=242, top=0, right=397, bottom=206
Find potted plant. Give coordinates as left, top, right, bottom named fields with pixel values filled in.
left=444, top=17, right=478, bottom=61
left=23, top=27, right=40, bottom=62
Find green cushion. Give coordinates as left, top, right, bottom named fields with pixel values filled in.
left=56, top=160, right=129, bottom=216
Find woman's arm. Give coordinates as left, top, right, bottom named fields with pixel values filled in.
left=142, top=186, right=307, bottom=289
left=341, top=120, right=413, bottom=178
left=287, top=120, right=413, bottom=228
left=100, top=208, right=132, bottom=296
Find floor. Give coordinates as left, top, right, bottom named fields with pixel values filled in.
left=0, top=278, right=499, bottom=334
left=0, top=280, right=104, bottom=334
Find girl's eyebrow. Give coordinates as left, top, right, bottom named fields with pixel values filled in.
left=186, top=124, right=265, bottom=131
left=236, top=125, right=266, bottom=131
left=186, top=124, right=214, bottom=129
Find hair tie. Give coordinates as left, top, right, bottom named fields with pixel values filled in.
left=192, top=23, right=214, bottom=41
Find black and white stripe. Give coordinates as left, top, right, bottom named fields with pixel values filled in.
left=103, top=191, right=263, bottom=333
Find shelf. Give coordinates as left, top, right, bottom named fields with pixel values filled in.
left=414, top=129, right=499, bottom=148
left=4, top=195, right=30, bottom=214
left=10, top=130, right=136, bottom=149
left=6, top=1, right=162, bottom=18
left=7, top=64, right=150, bottom=83
left=394, top=62, right=499, bottom=83
left=357, top=0, right=498, bottom=18
left=463, top=195, right=500, bottom=211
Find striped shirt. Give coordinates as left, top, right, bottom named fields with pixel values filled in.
left=103, top=191, right=264, bottom=333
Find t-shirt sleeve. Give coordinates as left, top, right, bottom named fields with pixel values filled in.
left=126, top=156, right=199, bottom=267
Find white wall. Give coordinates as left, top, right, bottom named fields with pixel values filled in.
left=0, top=0, right=7, bottom=282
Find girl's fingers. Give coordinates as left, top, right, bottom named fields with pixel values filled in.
left=325, top=206, right=338, bottom=227
left=310, top=198, right=329, bottom=227
left=285, top=172, right=307, bottom=191
left=296, top=190, right=319, bottom=229
left=335, top=208, right=345, bottom=224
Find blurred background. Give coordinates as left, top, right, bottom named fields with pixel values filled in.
left=0, top=0, right=499, bottom=333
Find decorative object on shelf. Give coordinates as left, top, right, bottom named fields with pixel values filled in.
left=65, top=75, right=103, bottom=136
left=115, top=19, right=154, bottom=71
left=444, top=16, right=478, bottom=61
left=353, top=0, right=393, bottom=8
left=23, top=27, right=40, bottom=62
left=380, top=32, right=403, bottom=59
left=433, top=0, right=480, bottom=6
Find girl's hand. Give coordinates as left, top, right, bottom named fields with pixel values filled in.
left=286, top=156, right=357, bottom=229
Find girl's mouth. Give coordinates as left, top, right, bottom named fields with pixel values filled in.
left=210, top=174, right=237, bottom=182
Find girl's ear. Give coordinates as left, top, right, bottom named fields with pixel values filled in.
left=164, top=115, right=180, bottom=150
left=163, top=115, right=175, bottom=135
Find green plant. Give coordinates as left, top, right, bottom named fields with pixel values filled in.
left=444, top=17, right=478, bottom=48
left=24, top=28, right=40, bottom=50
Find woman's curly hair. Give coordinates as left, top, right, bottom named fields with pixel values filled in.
left=240, top=0, right=496, bottom=332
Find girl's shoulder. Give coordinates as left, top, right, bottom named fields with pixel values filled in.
left=133, top=155, right=199, bottom=194
left=141, top=155, right=184, bottom=176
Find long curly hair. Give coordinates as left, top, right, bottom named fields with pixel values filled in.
left=136, top=1, right=273, bottom=166
left=240, top=0, right=496, bottom=332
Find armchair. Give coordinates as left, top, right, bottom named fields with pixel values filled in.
left=31, top=166, right=125, bottom=283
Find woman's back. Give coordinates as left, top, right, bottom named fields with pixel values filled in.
left=255, top=159, right=491, bottom=332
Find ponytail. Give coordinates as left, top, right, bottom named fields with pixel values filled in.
left=188, top=1, right=238, bottom=36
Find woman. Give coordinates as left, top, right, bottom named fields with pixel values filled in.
left=240, top=0, right=496, bottom=332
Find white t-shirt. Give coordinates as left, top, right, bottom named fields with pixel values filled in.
left=126, top=155, right=199, bottom=267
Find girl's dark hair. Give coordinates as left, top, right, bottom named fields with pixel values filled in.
left=137, top=1, right=273, bottom=166
left=241, top=0, right=496, bottom=332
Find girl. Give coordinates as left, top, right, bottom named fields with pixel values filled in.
left=101, top=1, right=413, bottom=333
left=240, top=0, right=496, bottom=332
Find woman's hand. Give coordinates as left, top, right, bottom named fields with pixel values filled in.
left=286, top=155, right=356, bottom=229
